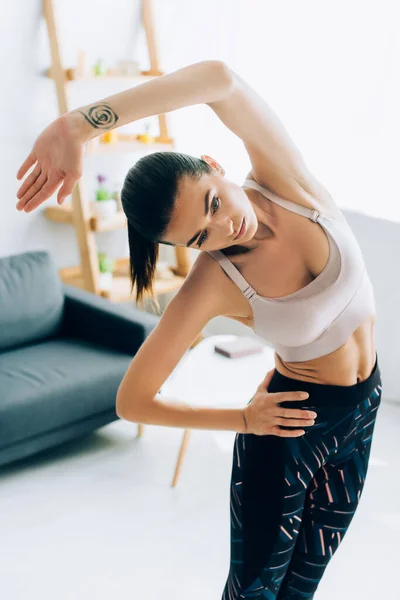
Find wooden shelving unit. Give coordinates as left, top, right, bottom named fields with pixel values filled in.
left=58, top=260, right=185, bottom=302
left=45, top=202, right=128, bottom=232
left=42, top=0, right=192, bottom=300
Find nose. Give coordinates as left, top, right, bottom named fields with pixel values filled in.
left=213, top=213, right=234, bottom=236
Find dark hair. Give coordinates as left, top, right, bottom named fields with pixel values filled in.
left=121, top=152, right=213, bottom=306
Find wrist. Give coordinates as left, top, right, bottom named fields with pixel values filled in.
left=62, top=110, right=97, bottom=143
left=241, top=409, right=248, bottom=434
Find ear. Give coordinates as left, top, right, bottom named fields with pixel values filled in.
left=200, top=154, right=226, bottom=177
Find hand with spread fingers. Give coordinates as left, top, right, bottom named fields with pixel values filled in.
left=15, top=113, right=86, bottom=213
left=243, top=368, right=317, bottom=436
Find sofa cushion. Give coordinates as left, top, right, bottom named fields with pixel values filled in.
left=0, top=338, right=132, bottom=449
left=0, top=251, right=64, bottom=352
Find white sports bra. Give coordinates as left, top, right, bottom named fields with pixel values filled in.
left=207, top=178, right=376, bottom=362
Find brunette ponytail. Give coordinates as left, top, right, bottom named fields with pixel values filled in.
left=126, top=219, right=159, bottom=306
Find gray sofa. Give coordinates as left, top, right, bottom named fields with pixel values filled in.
left=0, top=251, right=159, bottom=468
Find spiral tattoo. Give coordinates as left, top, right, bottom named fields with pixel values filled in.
left=78, top=103, right=119, bottom=129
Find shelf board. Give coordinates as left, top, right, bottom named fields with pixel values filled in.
left=58, top=268, right=184, bottom=301
left=44, top=204, right=127, bottom=232
left=89, top=211, right=127, bottom=232
left=86, top=135, right=174, bottom=155
left=44, top=203, right=74, bottom=225
left=46, top=68, right=164, bottom=82
left=100, top=274, right=184, bottom=301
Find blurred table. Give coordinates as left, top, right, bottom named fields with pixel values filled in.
left=161, top=334, right=275, bottom=486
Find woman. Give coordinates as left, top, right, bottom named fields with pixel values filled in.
left=16, top=60, right=382, bottom=599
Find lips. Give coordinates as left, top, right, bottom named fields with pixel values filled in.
left=234, top=217, right=246, bottom=240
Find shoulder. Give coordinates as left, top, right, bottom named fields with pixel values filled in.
left=244, top=166, right=347, bottom=224
left=177, top=251, right=252, bottom=321
left=208, top=66, right=346, bottom=223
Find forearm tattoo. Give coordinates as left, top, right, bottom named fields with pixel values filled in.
left=78, top=103, right=119, bottom=129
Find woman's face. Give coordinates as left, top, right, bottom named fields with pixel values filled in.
left=163, top=158, right=258, bottom=251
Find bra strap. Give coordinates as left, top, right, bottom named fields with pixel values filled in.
left=207, top=250, right=257, bottom=301
left=243, top=178, right=320, bottom=222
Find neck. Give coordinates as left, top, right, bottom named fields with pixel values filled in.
left=245, top=189, right=276, bottom=249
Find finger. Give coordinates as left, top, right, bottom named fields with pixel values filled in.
left=23, top=179, right=52, bottom=212
left=22, top=177, right=49, bottom=213
left=272, top=426, right=305, bottom=437
left=274, top=391, right=310, bottom=403
left=16, top=151, right=37, bottom=180
left=278, top=408, right=317, bottom=419
left=16, top=165, right=42, bottom=203
left=17, top=171, right=47, bottom=210
left=23, top=178, right=64, bottom=213
left=275, top=417, right=315, bottom=428
left=57, top=174, right=77, bottom=204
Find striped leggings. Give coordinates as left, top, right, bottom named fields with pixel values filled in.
left=222, top=354, right=382, bottom=599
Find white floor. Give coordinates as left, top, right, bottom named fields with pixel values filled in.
left=1, top=400, right=399, bottom=600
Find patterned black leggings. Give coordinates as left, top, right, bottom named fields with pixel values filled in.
left=221, top=354, right=382, bottom=599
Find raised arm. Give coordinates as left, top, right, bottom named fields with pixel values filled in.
left=73, top=60, right=232, bottom=142
left=16, top=60, right=233, bottom=212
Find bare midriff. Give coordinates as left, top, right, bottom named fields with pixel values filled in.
left=273, top=315, right=376, bottom=386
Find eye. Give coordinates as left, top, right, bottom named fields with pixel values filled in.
left=213, top=196, right=220, bottom=214
left=197, top=196, right=221, bottom=248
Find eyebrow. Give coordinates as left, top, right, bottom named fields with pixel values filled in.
left=186, top=190, right=211, bottom=247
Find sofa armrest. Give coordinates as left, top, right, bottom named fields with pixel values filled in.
left=61, top=284, right=159, bottom=355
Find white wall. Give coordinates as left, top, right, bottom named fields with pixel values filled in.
left=234, top=0, right=399, bottom=220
